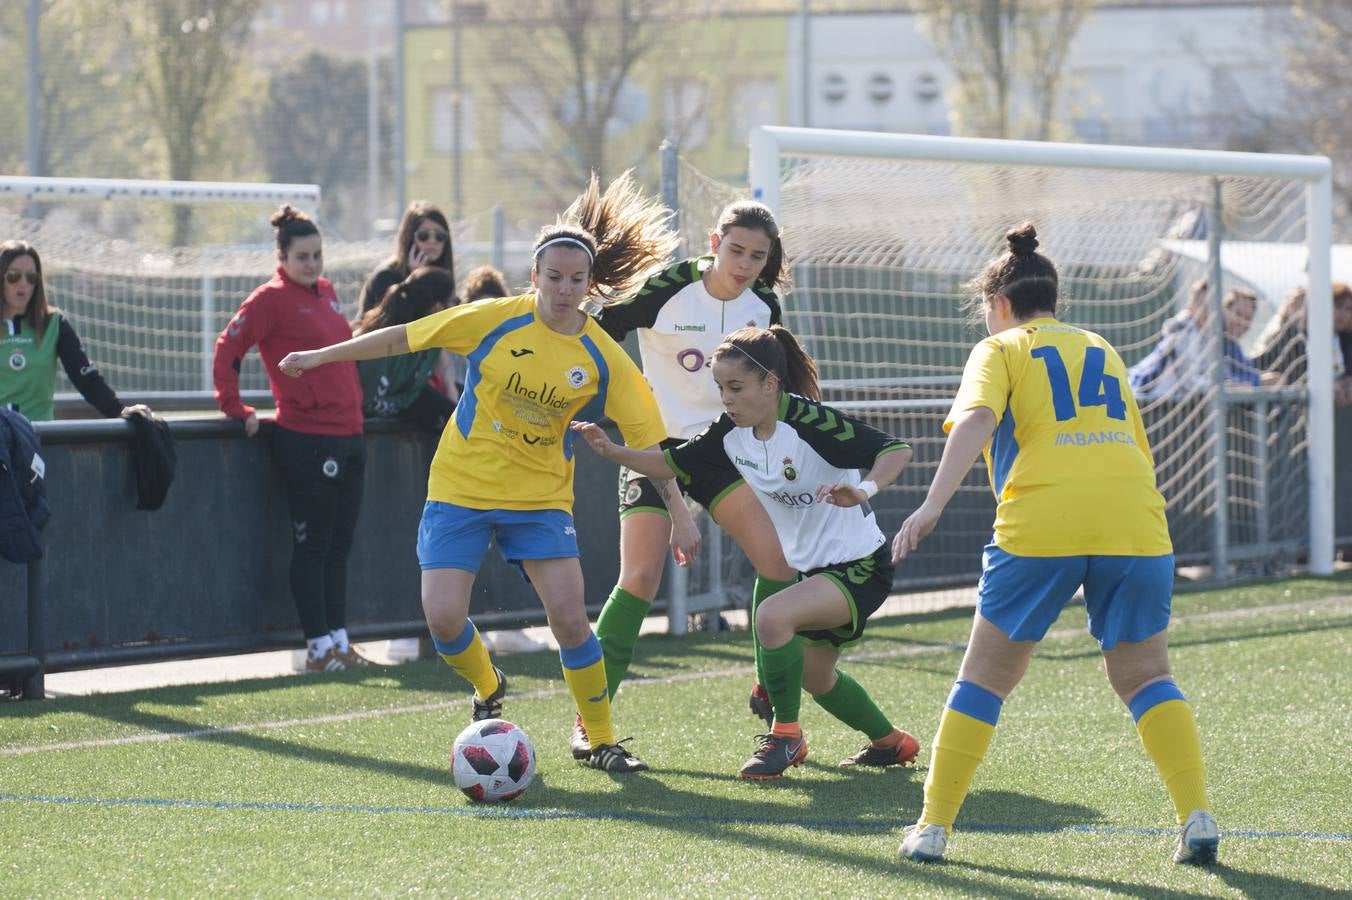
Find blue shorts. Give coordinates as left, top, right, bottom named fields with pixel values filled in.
left=416, top=501, right=579, bottom=574
left=977, top=544, right=1175, bottom=650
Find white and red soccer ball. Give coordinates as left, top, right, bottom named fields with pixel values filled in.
left=451, top=719, right=537, bottom=803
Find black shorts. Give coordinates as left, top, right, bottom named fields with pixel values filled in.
left=618, top=437, right=744, bottom=518
left=798, top=544, right=894, bottom=650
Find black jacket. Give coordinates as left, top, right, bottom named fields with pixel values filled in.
left=125, top=409, right=177, bottom=511
left=0, top=408, right=49, bottom=562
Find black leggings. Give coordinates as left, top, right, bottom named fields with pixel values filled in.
left=271, top=425, right=366, bottom=639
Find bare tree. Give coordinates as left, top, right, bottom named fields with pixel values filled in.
left=1282, top=1, right=1352, bottom=238
left=478, top=0, right=674, bottom=209
left=914, top=0, right=1096, bottom=141
left=119, top=0, right=262, bottom=244
left=6, top=0, right=146, bottom=179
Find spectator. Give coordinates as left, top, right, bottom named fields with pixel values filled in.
left=1129, top=280, right=1274, bottom=399
left=1219, top=289, right=1277, bottom=387
left=1252, top=283, right=1352, bottom=405
left=1337, top=286, right=1352, bottom=408
left=355, top=266, right=458, bottom=433
left=1, top=241, right=150, bottom=422
left=212, top=205, right=372, bottom=672
left=358, top=201, right=454, bottom=315
left=461, top=265, right=509, bottom=303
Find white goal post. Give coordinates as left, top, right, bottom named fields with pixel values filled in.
left=748, top=125, right=1335, bottom=578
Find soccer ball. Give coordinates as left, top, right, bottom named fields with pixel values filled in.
left=451, top=718, right=537, bottom=803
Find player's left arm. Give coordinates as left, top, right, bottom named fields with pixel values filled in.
left=570, top=422, right=676, bottom=479
left=817, top=440, right=913, bottom=507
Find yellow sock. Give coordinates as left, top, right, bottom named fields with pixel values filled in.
left=921, top=706, right=996, bottom=830
left=432, top=621, right=499, bottom=700
left=1137, top=698, right=1209, bottom=824
left=561, top=634, right=615, bottom=749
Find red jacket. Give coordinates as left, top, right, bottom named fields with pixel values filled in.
left=213, top=267, right=364, bottom=436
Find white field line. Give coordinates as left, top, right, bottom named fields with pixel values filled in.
left=4, top=594, right=1349, bottom=759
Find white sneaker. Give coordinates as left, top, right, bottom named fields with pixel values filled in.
left=899, top=822, right=948, bottom=862
left=1173, top=809, right=1219, bottom=865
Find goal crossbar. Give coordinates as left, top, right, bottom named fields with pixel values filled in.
left=0, top=176, right=321, bottom=207
left=748, top=125, right=1335, bottom=577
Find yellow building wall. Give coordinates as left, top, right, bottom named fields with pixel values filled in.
left=403, top=15, right=789, bottom=234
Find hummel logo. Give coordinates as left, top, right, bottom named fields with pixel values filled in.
left=510, top=348, right=534, bottom=357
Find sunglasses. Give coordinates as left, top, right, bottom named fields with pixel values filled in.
left=415, top=228, right=449, bottom=243
left=4, top=270, right=38, bottom=285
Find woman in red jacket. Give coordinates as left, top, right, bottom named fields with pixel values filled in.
left=213, top=205, right=370, bottom=672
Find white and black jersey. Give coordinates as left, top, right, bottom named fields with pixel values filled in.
left=597, top=257, right=782, bottom=440
left=664, top=393, right=909, bottom=572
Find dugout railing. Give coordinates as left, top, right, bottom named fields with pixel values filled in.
left=0, top=413, right=632, bottom=698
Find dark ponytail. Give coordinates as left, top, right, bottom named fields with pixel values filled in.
left=270, top=204, right=320, bottom=256
left=966, top=222, right=1059, bottom=320
left=714, top=325, right=820, bottom=402
left=355, top=266, right=454, bottom=334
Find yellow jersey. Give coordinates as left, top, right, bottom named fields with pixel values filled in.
left=406, top=295, right=666, bottom=512
left=947, top=317, right=1172, bottom=556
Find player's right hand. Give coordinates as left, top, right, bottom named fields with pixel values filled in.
left=568, top=420, right=614, bottom=457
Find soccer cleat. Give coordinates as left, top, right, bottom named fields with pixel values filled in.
left=840, top=729, right=921, bottom=768
left=738, top=732, right=808, bottom=779
left=1173, top=809, right=1220, bottom=865
left=587, top=739, right=649, bottom=773
left=569, top=713, right=592, bottom=760
left=748, top=683, right=774, bottom=731
left=304, top=648, right=345, bottom=673
left=334, top=645, right=375, bottom=668
left=471, top=666, right=507, bottom=722
left=898, top=822, right=948, bottom=862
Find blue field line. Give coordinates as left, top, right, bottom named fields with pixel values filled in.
left=1, top=793, right=1347, bottom=842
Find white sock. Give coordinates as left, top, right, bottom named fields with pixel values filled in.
left=307, top=634, right=334, bottom=659
left=330, top=627, right=350, bottom=652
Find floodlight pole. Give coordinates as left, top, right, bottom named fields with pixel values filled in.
left=26, top=0, right=41, bottom=178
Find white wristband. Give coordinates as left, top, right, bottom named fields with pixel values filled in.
left=858, top=479, right=878, bottom=499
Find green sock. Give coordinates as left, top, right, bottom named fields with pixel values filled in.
left=595, top=586, right=650, bottom=699
left=812, top=669, right=893, bottom=741
left=761, top=637, right=804, bottom=725
left=751, top=576, right=795, bottom=686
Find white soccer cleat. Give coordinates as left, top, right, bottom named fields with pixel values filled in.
left=899, top=822, right=948, bottom=862
left=1173, top=809, right=1220, bottom=865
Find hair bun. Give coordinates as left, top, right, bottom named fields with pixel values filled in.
left=1006, top=223, right=1039, bottom=256
left=270, top=204, right=309, bottom=228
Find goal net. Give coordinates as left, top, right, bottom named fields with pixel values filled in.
left=668, top=128, right=1334, bottom=613
left=0, top=177, right=501, bottom=397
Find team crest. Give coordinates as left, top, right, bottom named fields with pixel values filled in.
left=624, top=481, right=642, bottom=505
left=8, top=351, right=25, bottom=371
left=329, top=298, right=343, bottom=315
left=782, top=457, right=797, bottom=481
left=566, top=366, right=588, bottom=388
left=321, top=457, right=340, bottom=478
